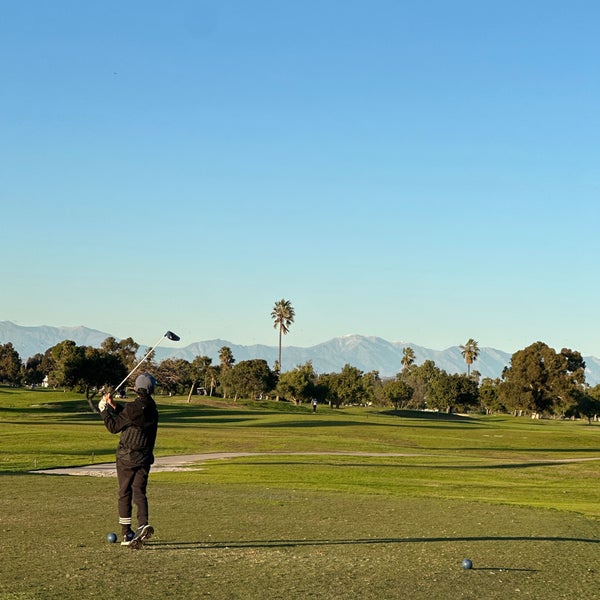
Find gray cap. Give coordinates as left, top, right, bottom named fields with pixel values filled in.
left=135, top=373, right=156, bottom=394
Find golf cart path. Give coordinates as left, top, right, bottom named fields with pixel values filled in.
left=32, top=451, right=600, bottom=478
left=33, top=452, right=425, bottom=477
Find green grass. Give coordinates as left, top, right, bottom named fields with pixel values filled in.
left=2, top=386, right=600, bottom=599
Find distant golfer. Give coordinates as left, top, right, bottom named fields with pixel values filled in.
left=99, top=372, right=158, bottom=546
left=312, top=398, right=318, bottom=413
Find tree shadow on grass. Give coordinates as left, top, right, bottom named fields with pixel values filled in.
left=0, top=402, right=94, bottom=415
left=214, top=456, right=600, bottom=470
left=253, top=419, right=393, bottom=428
left=145, top=534, right=598, bottom=554
left=382, top=410, right=479, bottom=422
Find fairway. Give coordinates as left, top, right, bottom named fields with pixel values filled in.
left=2, top=388, right=600, bottom=599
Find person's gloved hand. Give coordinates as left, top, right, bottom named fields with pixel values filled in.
left=98, top=394, right=111, bottom=412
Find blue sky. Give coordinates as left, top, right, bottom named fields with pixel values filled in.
left=2, top=1, right=600, bottom=356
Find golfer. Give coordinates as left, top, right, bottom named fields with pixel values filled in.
left=99, top=372, right=158, bottom=546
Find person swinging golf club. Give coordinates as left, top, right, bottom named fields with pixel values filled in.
left=99, top=372, right=159, bottom=547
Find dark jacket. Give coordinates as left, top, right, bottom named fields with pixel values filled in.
left=102, top=393, right=159, bottom=466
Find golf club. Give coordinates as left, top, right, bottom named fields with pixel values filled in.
left=113, top=330, right=181, bottom=393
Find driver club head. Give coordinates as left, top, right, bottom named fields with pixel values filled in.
left=165, top=331, right=180, bottom=342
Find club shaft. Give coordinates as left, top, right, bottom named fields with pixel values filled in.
left=114, top=334, right=165, bottom=392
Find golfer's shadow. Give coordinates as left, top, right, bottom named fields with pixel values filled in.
left=146, top=534, right=598, bottom=556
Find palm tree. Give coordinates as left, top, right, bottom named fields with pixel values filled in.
left=218, top=346, right=235, bottom=399
left=271, top=299, right=295, bottom=372
left=401, top=346, right=415, bottom=371
left=218, top=346, right=235, bottom=370
left=460, top=338, right=480, bottom=377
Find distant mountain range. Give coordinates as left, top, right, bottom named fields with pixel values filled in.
left=2, top=320, right=600, bottom=386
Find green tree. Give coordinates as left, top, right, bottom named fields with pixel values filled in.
left=225, top=359, right=275, bottom=400
left=496, top=370, right=524, bottom=416
left=79, top=347, right=128, bottom=411
left=316, top=372, right=341, bottom=408
left=218, top=346, right=235, bottom=398
left=43, top=341, right=128, bottom=411
left=333, top=364, right=369, bottom=406
left=478, top=377, right=504, bottom=414
left=0, top=342, right=22, bottom=385
left=427, top=371, right=477, bottom=413
left=361, top=370, right=382, bottom=406
left=575, top=385, right=600, bottom=424
left=276, top=362, right=317, bottom=405
left=22, top=353, right=45, bottom=386
left=460, top=338, right=480, bottom=377
left=400, top=359, right=441, bottom=409
left=381, top=378, right=414, bottom=411
left=498, top=341, right=583, bottom=417
left=219, top=346, right=235, bottom=370
left=401, top=347, right=415, bottom=371
left=560, top=347, right=586, bottom=380
left=101, top=336, right=140, bottom=374
left=156, top=358, right=191, bottom=396
left=47, top=340, right=84, bottom=389
left=454, top=374, right=479, bottom=411
left=206, top=365, right=219, bottom=397
left=187, top=355, right=213, bottom=402
left=271, top=298, right=295, bottom=373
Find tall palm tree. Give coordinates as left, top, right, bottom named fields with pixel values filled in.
left=218, top=346, right=235, bottom=370
left=401, top=346, right=415, bottom=371
left=218, top=346, right=235, bottom=399
left=460, top=338, right=480, bottom=377
left=271, top=299, right=295, bottom=372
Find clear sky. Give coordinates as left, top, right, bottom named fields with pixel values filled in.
left=2, top=1, right=599, bottom=356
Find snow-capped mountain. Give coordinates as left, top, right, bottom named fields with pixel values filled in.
left=1, top=321, right=599, bottom=385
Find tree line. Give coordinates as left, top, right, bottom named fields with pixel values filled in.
left=1, top=336, right=600, bottom=420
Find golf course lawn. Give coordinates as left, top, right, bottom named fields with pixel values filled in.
left=1, top=387, right=600, bottom=599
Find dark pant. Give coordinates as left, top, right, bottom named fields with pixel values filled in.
left=117, top=461, right=151, bottom=531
